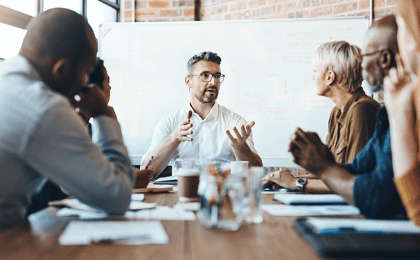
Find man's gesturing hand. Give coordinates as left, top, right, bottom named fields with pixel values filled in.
left=288, top=128, right=336, bottom=176
left=226, top=121, right=255, bottom=150
left=172, top=110, right=193, bottom=144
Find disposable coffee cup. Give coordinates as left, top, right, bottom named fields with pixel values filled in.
left=178, top=169, right=200, bottom=202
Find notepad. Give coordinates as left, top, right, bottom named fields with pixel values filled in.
left=132, top=184, right=173, bottom=193
left=50, top=198, right=156, bottom=211
left=57, top=206, right=196, bottom=221
left=305, top=218, right=420, bottom=235
left=262, top=205, right=361, bottom=216
left=59, top=221, right=169, bottom=245
left=153, top=176, right=177, bottom=185
left=274, top=194, right=347, bottom=205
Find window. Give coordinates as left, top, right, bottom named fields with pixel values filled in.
left=0, top=0, right=36, bottom=16
left=87, top=0, right=117, bottom=37
left=0, top=0, right=120, bottom=59
left=0, top=23, right=26, bottom=59
left=43, top=0, right=82, bottom=14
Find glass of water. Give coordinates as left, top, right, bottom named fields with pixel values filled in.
left=244, top=166, right=264, bottom=223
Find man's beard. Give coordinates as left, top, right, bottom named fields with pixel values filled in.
left=195, top=88, right=218, bottom=103
left=363, top=70, right=384, bottom=93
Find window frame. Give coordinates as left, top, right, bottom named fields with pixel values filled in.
left=0, top=0, right=120, bottom=29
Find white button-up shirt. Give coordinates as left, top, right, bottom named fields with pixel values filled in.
left=143, top=102, right=258, bottom=166
left=0, top=56, right=134, bottom=231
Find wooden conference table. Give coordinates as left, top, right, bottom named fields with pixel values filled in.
left=1, top=192, right=361, bottom=260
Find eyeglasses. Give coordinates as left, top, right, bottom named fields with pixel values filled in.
left=355, top=49, right=393, bottom=60
left=189, top=73, right=225, bottom=83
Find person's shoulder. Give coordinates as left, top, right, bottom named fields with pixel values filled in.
left=352, top=93, right=381, bottom=111
left=218, top=103, right=243, bottom=119
left=157, top=104, right=189, bottom=127
left=330, top=106, right=340, bottom=117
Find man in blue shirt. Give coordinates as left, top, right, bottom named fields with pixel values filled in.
left=289, top=15, right=406, bottom=219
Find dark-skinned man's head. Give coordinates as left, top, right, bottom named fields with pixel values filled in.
left=19, top=8, right=98, bottom=98
left=361, top=14, right=399, bottom=93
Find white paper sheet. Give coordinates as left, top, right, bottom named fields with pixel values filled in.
left=131, top=194, right=145, bottom=201
left=306, top=218, right=420, bottom=234
left=57, top=206, right=196, bottom=221
left=51, top=198, right=155, bottom=212
left=175, top=202, right=200, bottom=211
left=273, top=194, right=347, bottom=205
left=59, top=221, right=169, bottom=245
left=262, top=205, right=361, bottom=216
left=262, top=188, right=302, bottom=194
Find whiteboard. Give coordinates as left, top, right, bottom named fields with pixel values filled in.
left=99, top=17, right=369, bottom=166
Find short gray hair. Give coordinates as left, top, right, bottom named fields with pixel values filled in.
left=186, top=51, right=222, bottom=75
left=313, top=41, right=363, bottom=93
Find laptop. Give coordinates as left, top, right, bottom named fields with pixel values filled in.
left=293, top=218, right=420, bottom=259
left=153, top=175, right=177, bottom=185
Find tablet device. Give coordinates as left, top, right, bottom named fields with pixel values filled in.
left=293, top=218, right=420, bottom=259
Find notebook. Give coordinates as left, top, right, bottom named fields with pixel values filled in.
left=274, top=194, right=347, bottom=205
left=153, top=175, right=177, bottom=185
left=293, top=218, right=420, bottom=258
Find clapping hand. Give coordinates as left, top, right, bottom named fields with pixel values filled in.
left=288, top=128, right=335, bottom=176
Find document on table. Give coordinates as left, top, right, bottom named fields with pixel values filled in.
left=305, top=218, right=420, bottom=234
left=59, top=221, right=169, bottom=245
left=262, top=188, right=302, bottom=194
left=262, top=205, right=361, bottom=216
left=50, top=196, right=155, bottom=212
left=274, top=194, right=347, bottom=205
left=57, top=206, right=196, bottom=221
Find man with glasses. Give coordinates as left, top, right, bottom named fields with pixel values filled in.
left=288, top=15, right=406, bottom=219
left=141, top=51, right=262, bottom=176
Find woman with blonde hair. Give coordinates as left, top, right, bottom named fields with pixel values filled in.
left=263, top=41, right=380, bottom=192
left=384, top=0, right=420, bottom=226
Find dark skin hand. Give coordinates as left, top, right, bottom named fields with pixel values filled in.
left=288, top=128, right=356, bottom=204
left=71, top=84, right=116, bottom=123
left=288, top=128, right=335, bottom=175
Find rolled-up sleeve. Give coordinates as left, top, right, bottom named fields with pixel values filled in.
left=24, top=102, right=134, bottom=215
left=345, top=130, right=405, bottom=219
left=141, top=116, right=174, bottom=165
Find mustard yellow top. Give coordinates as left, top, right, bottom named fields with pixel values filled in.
left=394, top=163, right=420, bottom=226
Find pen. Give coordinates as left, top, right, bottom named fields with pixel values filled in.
left=146, top=156, right=154, bottom=170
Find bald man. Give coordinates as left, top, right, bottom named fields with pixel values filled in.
left=0, top=9, right=134, bottom=230
left=288, top=15, right=406, bottom=219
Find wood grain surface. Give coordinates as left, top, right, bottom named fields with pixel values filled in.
left=0, top=193, right=360, bottom=260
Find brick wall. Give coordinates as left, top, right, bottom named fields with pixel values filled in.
left=123, top=0, right=195, bottom=22
left=123, top=0, right=398, bottom=22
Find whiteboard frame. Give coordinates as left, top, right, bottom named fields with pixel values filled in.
left=99, top=16, right=370, bottom=57
left=99, top=16, right=370, bottom=167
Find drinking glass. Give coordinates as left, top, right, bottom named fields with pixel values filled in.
left=197, top=160, right=246, bottom=231
left=244, top=166, right=264, bottom=223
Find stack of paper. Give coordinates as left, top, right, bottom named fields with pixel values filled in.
left=274, top=194, right=347, bottom=205
left=132, top=184, right=173, bottom=193
left=57, top=206, right=196, bottom=221
left=50, top=198, right=156, bottom=211
left=306, top=218, right=420, bottom=234
left=262, top=205, right=361, bottom=216
left=59, top=221, right=169, bottom=245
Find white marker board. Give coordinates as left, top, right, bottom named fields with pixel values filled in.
left=99, top=17, right=369, bottom=166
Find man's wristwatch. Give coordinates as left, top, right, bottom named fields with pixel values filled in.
left=296, top=178, right=307, bottom=192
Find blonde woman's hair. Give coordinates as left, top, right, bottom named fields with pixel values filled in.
left=399, top=0, right=420, bottom=51
left=314, top=41, right=363, bottom=93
